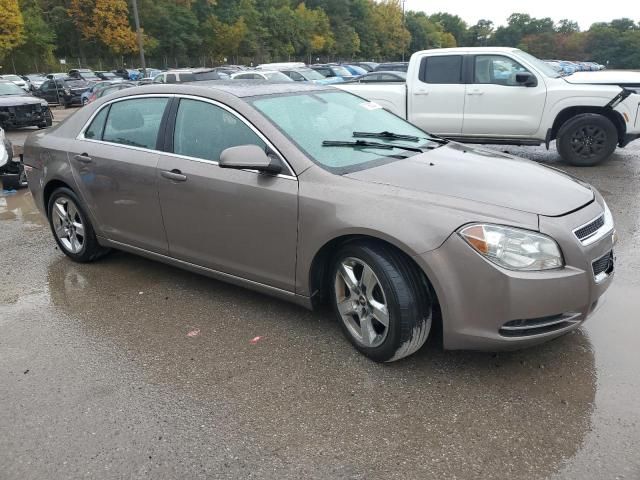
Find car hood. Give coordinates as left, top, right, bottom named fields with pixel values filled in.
left=564, top=70, right=640, bottom=86
left=0, top=95, right=44, bottom=107
left=345, top=143, right=594, bottom=217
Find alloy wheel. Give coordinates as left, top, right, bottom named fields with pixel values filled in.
left=570, top=125, right=606, bottom=159
left=334, top=257, right=390, bottom=348
left=52, top=196, right=85, bottom=254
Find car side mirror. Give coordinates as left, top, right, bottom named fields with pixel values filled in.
left=515, top=72, right=537, bottom=87
left=219, top=145, right=282, bottom=175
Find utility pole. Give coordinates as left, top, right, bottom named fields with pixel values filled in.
left=131, top=0, right=146, bottom=78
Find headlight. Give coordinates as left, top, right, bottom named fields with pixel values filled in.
left=459, top=224, right=564, bottom=271
left=64, top=89, right=71, bottom=95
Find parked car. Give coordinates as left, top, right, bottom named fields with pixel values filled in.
left=350, top=62, right=379, bottom=72
left=68, top=69, right=100, bottom=83
left=275, top=67, right=343, bottom=85
left=373, top=62, right=409, bottom=72
left=153, top=70, right=197, bottom=84
left=81, top=80, right=122, bottom=105
left=95, top=71, right=120, bottom=81
left=309, top=64, right=353, bottom=81
left=0, top=80, right=53, bottom=129
left=231, top=70, right=293, bottom=82
left=341, top=64, right=368, bottom=76
left=35, top=78, right=90, bottom=108
left=89, top=82, right=137, bottom=103
left=339, top=47, right=640, bottom=166
left=25, top=82, right=615, bottom=362
left=46, top=73, right=68, bottom=80
left=113, top=69, right=141, bottom=81
left=22, top=74, right=47, bottom=91
left=190, top=68, right=230, bottom=81
left=345, top=71, right=407, bottom=84
left=0, top=74, right=29, bottom=91
left=0, top=126, right=27, bottom=189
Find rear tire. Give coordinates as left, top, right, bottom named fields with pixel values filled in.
left=556, top=113, right=618, bottom=166
left=47, top=187, right=110, bottom=262
left=330, top=241, right=432, bottom=362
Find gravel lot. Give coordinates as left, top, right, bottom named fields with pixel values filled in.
left=1, top=107, right=639, bottom=479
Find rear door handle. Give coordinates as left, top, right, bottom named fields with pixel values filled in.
left=74, top=153, right=92, bottom=164
left=415, top=89, right=429, bottom=96
left=161, top=169, right=187, bottom=182
left=467, top=90, right=484, bottom=96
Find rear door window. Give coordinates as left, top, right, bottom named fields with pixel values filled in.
left=102, top=98, right=169, bottom=149
left=419, top=55, right=463, bottom=84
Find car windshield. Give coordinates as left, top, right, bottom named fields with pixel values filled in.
left=251, top=91, right=435, bottom=173
left=297, top=69, right=325, bottom=80
left=27, top=75, right=46, bottom=81
left=515, top=50, right=563, bottom=78
left=0, top=82, right=27, bottom=95
left=331, top=66, right=352, bottom=77
left=4, top=75, right=22, bottom=82
left=193, top=71, right=220, bottom=81
left=264, top=71, right=293, bottom=81
left=63, top=80, right=87, bottom=88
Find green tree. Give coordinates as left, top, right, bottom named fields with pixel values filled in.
left=0, top=0, right=25, bottom=62
left=11, top=0, right=56, bottom=72
left=556, top=19, right=579, bottom=34
left=428, top=12, right=467, bottom=46
left=405, top=11, right=443, bottom=52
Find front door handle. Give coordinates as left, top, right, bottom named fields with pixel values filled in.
left=161, top=169, right=187, bottom=182
left=74, top=153, right=93, bottom=164
left=467, top=90, right=484, bottom=96
left=415, top=89, right=429, bottom=96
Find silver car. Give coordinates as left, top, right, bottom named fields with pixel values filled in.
left=23, top=83, right=616, bottom=362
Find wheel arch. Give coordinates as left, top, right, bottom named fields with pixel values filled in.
left=550, top=106, right=626, bottom=145
left=43, top=178, right=75, bottom=214
left=307, top=234, right=441, bottom=317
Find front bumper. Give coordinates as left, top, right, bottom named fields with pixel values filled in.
left=415, top=199, right=615, bottom=350
left=0, top=106, right=50, bottom=128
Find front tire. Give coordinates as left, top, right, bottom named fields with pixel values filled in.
left=47, top=187, right=110, bottom=262
left=556, top=113, right=618, bottom=166
left=330, top=241, right=432, bottom=362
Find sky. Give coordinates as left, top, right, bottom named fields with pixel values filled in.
left=404, top=0, right=640, bottom=30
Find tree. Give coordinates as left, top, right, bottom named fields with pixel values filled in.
left=465, top=19, right=494, bottom=46
left=0, top=0, right=25, bottom=61
left=405, top=11, right=443, bottom=52
left=557, top=19, right=579, bottom=34
left=11, top=0, right=55, bottom=72
left=429, top=12, right=467, bottom=46
left=371, top=0, right=410, bottom=60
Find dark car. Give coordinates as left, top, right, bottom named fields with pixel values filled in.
left=68, top=69, right=101, bottom=83
left=36, top=78, right=90, bottom=108
left=345, top=71, right=407, bottom=84
left=373, top=62, right=409, bottom=72
left=0, top=80, right=53, bottom=129
left=95, top=71, right=120, bottom=81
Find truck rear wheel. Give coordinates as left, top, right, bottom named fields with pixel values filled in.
left=556, top=113, right=618, bottom=166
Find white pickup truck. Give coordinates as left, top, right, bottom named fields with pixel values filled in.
left=338, top=47, right=640, bottom=166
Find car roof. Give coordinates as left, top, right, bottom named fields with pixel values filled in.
left=102, top=81, right=331, bottom=100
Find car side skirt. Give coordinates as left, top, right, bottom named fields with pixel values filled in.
left=98, top=237, right=313, bottom=310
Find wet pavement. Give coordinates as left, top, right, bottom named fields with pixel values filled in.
left=1, top=122, right=639, bottom=479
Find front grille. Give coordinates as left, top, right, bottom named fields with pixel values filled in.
left=592, top=251, right=614, bottom=281
left=575, top=215, right=604, bottom=241
left=499, top=312, right=581, bottom=337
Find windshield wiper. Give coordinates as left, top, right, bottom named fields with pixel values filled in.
left=353, top=131, right=420, bottom=142
left=322, top=140, right=425, bottom=153
left=353, top=130, right=449, bottom=145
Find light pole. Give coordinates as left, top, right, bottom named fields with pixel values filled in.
left=401, top=0, right=407, bottom=62
left=131, top=0, right=146, bottom=78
